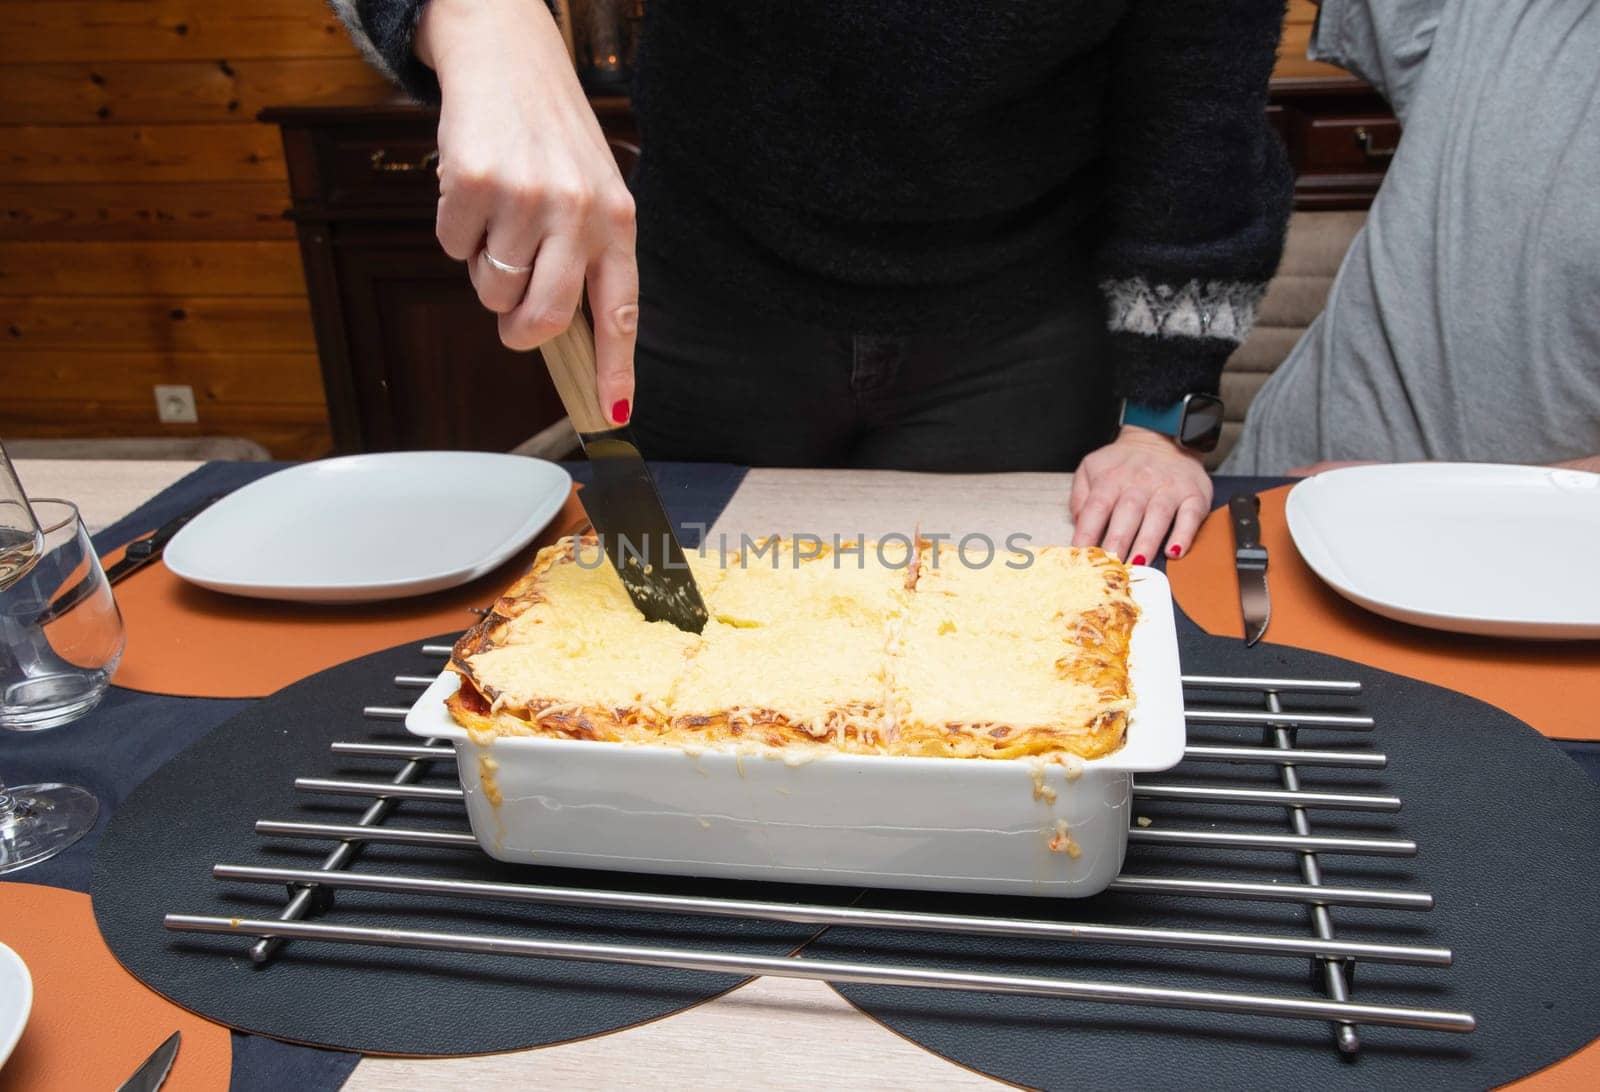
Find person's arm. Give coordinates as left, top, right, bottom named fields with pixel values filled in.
left=330, top=0, right=637, bottom=424
left=1070, top=0, right=1293, bottom=564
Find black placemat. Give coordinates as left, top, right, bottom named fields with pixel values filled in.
left=816, top=634, right=1600, bottom=1090
left=90, top=635, right=855, bottom=1056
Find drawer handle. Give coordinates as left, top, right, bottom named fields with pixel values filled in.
left=1353, top=126, right=1398, bottom=160
left=369, top=148, right=440, bottom=173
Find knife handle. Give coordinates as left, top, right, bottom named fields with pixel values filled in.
left=1229, top=494, right=1269, bottom=573
left=126, top=497, right=218, bottom=559
left=1228, top=494, right=1262, bottom=549
left=539, top=307, right=613, bottom=436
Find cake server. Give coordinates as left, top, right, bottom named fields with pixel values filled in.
left=538, top=309, right=708, bottom=633
left=1229, top=493, right=1271, bottom=647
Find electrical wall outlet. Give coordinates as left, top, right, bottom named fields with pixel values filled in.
left=154, top=384, right=198, bottom=424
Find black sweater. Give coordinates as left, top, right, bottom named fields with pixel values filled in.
left=332, top=0, right=1293, bottom=404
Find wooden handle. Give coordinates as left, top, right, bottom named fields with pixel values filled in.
left=539, top=307, right=613, bottom=434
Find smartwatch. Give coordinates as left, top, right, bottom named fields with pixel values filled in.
left=1119, top=393, right=1225, bottom=453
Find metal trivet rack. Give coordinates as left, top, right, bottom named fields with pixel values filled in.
left=166, top=646, right=1476, bottom=1054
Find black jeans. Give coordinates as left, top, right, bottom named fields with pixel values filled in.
left=630, top=254, right=1117, bottom=472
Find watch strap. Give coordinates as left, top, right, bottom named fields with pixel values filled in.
left=1119, top=399, right=1186, bottom=438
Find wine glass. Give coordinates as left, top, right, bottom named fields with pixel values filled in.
left=0, top=440, right=42, bottom=588
left=0, top=440, right=101, bottom=873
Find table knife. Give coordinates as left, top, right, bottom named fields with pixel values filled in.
left=538, top=309, right=709, bottom=633
left=102, top=494, right=222, bottom=586
left=1228, top=493, right=1271, bottom=647
left=116, top=1030, right=180, bottom=1092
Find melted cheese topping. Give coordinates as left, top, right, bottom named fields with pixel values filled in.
left=672, top=616, right=889, bottom=727
left=467, top=616, right=694, bottom=711
left=465, top=544, right=718, bottom=709
left=672, top=541, right=904, bottom=727
left=915, top=545, right=1123, bottom=639
left=893, top=616, right=1109, bottom=732
left=452, top=536, right=1136, bottom=760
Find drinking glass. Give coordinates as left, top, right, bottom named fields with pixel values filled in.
left=1, top=499, right=125, bottom=729
left=0, top=440, right=43, bottom=589
left=1, top=461, right=110, bottom=870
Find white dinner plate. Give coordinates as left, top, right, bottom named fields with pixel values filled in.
left=165, top=452, right=571, bottom=602
left=0, top=939, right=31, bottom=1070
left=1285, top=463, right=1600, bottom=639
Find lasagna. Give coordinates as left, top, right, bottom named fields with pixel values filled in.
left=447, top=536, right=1138, bottom=761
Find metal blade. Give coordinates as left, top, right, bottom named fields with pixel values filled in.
left=1239, top=567, right=1272, bottom=646
left=1228, top=493, right=1272, bottom=647
left=575, top=429, right=708, bottom=633
left=116, top=1030, right=181, bottom=1092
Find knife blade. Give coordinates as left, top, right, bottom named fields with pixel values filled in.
left=116, top=1030, right=181, bottom=1092
left=538, top=309, right=709, bottom=633
left=1228, top=493, right=1271, bottom=647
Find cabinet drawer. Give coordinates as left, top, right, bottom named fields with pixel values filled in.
left=1303, top=115, right=1402, bottom=171
left=316, top=124, right=442, bottom=211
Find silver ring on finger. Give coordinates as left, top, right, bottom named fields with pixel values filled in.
left=482, top=249, right=534, bottom=275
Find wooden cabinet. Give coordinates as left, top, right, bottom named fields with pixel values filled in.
left=261, top=95, right=636, bottom=455
left=264, top=82, right=1391, bottom=454
left=1269, top=78, right=1400, bottom=209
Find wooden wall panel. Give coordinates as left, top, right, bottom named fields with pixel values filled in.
left=5, top=296, right=317, bottom=353
left=0, top=0, right=358, bottom=457
left=7, top=2, right=358, bottom=64
left=0, top=242, right=305, bottom=296
left=4, top=350, right=325, bottom=404
left=0, top=59, right=385, bottom=126
left=0, top=123, right=285, bottom=184
left=0, top=182, right=295, bottom=241
left=1278, top=0, right=1349, bottom=81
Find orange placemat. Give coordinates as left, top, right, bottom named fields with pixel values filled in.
left=0, top=883, right=230, bottom=1091
left=1168, top=485, right=1600, bottom=741
left=1506, top=1046, right=1600, bottom=1091
left=107, top=486, right=588, bottom=699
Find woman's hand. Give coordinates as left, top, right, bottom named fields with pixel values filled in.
left=417, top=0, right=637, bottom=423
left=1069, top=427, right=1212, bottom=563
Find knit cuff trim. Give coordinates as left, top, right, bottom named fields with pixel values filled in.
left=1101, top=276, right=1266, bottom=345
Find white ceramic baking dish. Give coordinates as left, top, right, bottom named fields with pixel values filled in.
left=405, top=567, right=1185, bottom=897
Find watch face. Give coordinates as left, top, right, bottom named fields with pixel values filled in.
left=1179, top=394, right=1224, bottom=453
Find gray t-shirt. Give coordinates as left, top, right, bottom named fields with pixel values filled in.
left=1222, top=0, right=1600, bottom=473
